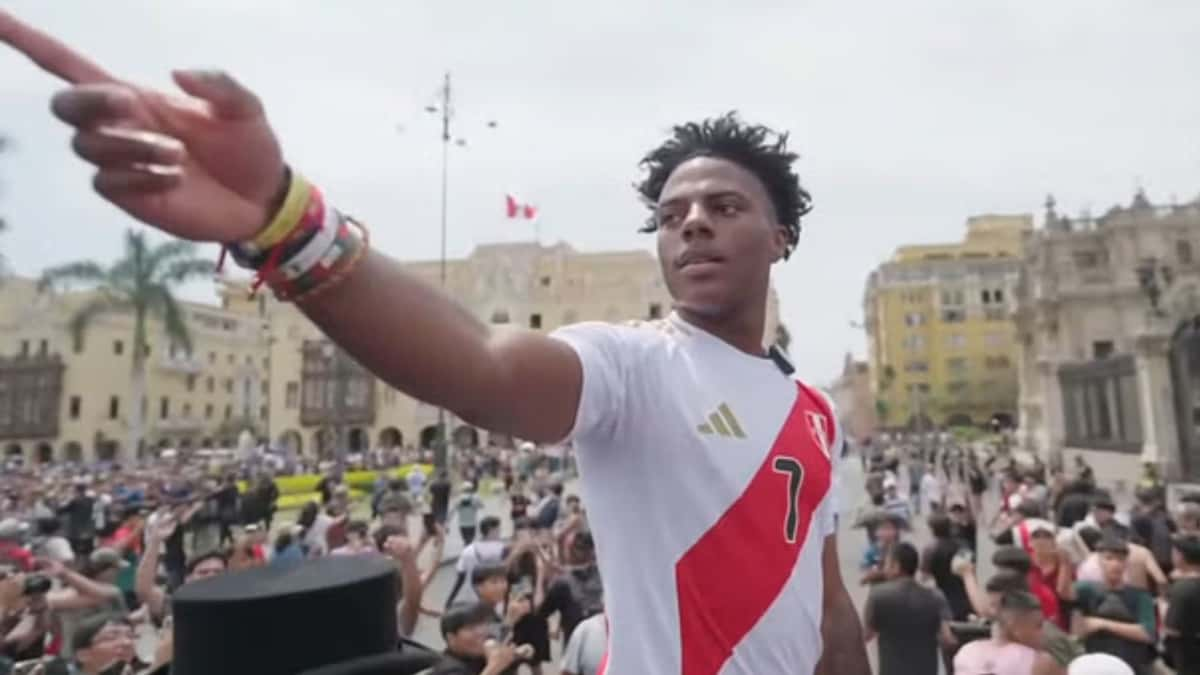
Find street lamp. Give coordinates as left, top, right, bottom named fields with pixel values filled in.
left=405, top=72, right=498, bottom=471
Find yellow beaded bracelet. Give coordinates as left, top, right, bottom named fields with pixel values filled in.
left=251, top=172, right=312, bottom=250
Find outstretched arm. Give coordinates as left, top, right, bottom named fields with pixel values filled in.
left=0, top=10, right=583, bottom=444
left=814, top=535, right=871, bottom=675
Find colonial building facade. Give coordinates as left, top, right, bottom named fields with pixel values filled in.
left=1015, top=191, right=1200, bottom=484
left=863, top=215, right=1030, bottom=430
left=0, top=278, right=270, bottom=463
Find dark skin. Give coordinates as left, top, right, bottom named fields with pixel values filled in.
left=0, top=12, right=868, bottom=671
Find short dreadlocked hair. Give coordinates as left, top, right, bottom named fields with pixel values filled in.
left=636, top=112, right=812, bottom=259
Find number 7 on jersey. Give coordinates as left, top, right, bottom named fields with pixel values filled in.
left=772, top=456, right=805, bottom=543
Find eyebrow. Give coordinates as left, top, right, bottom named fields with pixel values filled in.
left=658, top=189, right=749, bottom=208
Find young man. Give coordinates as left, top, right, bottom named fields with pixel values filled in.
left=951, top=590, right=1042, bottom=675
left=1165, top=533, right=1200, bottom=674
left=447, top=516, right=506, bottom=608
left=862, top=542, right=954, bottom=675
left=0, top=15, right=868, bottom=674
left=1062, top=537, right=1156, bottom=675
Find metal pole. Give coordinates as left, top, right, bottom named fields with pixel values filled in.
left=435, top=72, right=451, bottom=471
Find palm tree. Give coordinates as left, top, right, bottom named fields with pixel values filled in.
left=39, top=230, right=215, bottom=459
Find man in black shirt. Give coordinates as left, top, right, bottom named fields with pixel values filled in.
left=946, top=502, right=977, bottom=556
left=863, top=541, right=952, bottom=675
left=921, top=514, right=971, bottom=621
left=60, top=480, right=96, bottom=556
left=429, top=470, right=453, bottom=525
left=1166, top=534, right=1200, bottom=673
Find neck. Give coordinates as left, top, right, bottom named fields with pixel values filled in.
left=675, top=300, right=768, bottom=356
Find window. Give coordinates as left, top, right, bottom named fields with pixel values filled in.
left=186, top=374, right=196, bottom=392
left=983, top=332, right=1006, bottom=348
left=648, top=303, right=663, bottom=319
left=286, top=382, right=299, bottom=408
left=947, top=381, right=968, bottom=395
left=224, top=404, right=232, bottom=420
left=944, top=334, right=967, bottom=349
left=245, top=355, right=252, bottom=365
left=941, top=308, right=966, bottom=323
left=529, top=313, right=543, bottom=329
left=904, top=312, right=926, bottom=326
left=905, top=383, right=931, bottom=394
left=261, top=381, right=269, bottom=396
left=946, top=357, right=967, bottom=373
left=490, top=310, right=510, bottom=324
left=73, top=338, right=83, bottom=355
left=108, top=396, right=119, bottom=420
left=993, top=289, right=1004, bottom=303
left=1179, top=240, right=1194, bottom=265
left=204, top=403, right=213, bottom=419
left=160, top=397, right=169, bottom=419
left=904, top=361, right=929, bottom=373
left=981, top=290, right=991, bottom=304
left=1073, top=250, right=1105, bottom=269
left=206, top=377, right=214, bottom=393
left=19, top=340, right=28, bottom=357
left=225, top=378, right=233, bottom=394
left=1060, top=355, right=1142, bottom=451
left=540, top=276, right=551, bottom=287
left=985, top=355, right=1011, bottom=370
left=1093, top=341, right=1115, bottom=359
left=208, top=352, right=216, bottom=364
left=260, top=405, right=268, bottom=420
left=113, top=340, right=124, bottom=356
left=901, top=334, right=926, bottom=351
left=182, top=402, right=192, bottom=417
left=69, top=396, right=81, bottom=420
left=227, top=354, right=234, bottom=365
left=940, top=289, right=965, bottom=306
left=143, top=344, right=151, bottom=357
left=38, top=340, right=47, bottom=356
left=262, top=357, right=269, bottom=370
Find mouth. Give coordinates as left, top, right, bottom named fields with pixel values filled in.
left=676, top=252, right=725, bottom=269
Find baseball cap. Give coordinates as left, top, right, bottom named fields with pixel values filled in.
left=89, top=547, right=130, bottom=571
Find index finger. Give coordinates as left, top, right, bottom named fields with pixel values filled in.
left=0, top=9, right=117, bottom=84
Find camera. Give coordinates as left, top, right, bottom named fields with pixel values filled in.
left=23, top=574, right=52, bottom=596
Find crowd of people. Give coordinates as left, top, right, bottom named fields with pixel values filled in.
left=857, top=433, right=1196, bottom=675
left=0, top=439, right=602, bottom=675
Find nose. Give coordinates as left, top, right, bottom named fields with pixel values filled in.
left=680, top=201, right=713, bottom=241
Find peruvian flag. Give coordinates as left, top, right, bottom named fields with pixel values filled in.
left=505, top=194, right=538, bottom=220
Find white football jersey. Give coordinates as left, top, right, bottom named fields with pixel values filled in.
left=552, top=313, right=841, bottom=675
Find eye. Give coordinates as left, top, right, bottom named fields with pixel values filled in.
left=657, top=209, right=683, bottom=228
left=714, top=200, right=742, bottom=217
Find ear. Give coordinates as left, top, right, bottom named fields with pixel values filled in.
left=769, top=224, right=789, bottom=263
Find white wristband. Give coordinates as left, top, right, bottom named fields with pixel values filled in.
left=280, top=204, right=341, bottom=280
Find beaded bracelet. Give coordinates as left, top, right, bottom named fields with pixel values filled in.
left=277, top=215, right=370, bottom=303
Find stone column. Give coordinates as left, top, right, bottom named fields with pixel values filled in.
left=1035, top=357, right=1064, bottom=464
left=1134, top=332, right=1181, bottom=479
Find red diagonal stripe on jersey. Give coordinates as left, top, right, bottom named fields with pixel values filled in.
left=674, top=384, right=833, bottom=675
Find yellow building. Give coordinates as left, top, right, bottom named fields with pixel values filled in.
left=265, top=241, right=782, bottom=457
left=0, top=277, right=270, bottom=463
left=863, top=215, right=1031, bottom=429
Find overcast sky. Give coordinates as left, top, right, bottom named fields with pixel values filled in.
left=1, top=1, right=1198, bottom=384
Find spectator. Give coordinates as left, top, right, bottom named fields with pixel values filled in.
left=431, top=602, right=521, bottom=675
left=447, top=517, right=505, bottom=608
left=921, top=513, right=972, bottom=621
left=863, top=541, right=953, bottom=675
left=454, top=483, right=486, bottom=546
left=1165, top=533, right=1200, bottom=674
left=952, top=590, right=1042, bottom=675
left=560, top=611, right=607, bottom=675
left=1063, top=537, right=1156, bottom=675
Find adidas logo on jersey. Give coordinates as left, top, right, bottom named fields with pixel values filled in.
left=696, top=403, right=746, bottom=439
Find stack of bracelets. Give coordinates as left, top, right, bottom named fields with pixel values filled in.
left=219, top=168, right=369, bottom=303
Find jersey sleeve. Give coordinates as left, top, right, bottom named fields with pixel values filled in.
left=550, top=322, right=633, bottom=445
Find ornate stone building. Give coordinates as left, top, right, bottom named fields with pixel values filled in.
left=1015, top=191, right=1200, bottom=484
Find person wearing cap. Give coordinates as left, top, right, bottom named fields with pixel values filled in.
left=952, top=590, right=1043, bottom=675
left=859, top=512, right=902, bottom=586
left=1164, top=533, right=1200, bottom=673
left=1061, top=537, right=1156, bottom=674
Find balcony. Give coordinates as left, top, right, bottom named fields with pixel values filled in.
left=156, top=354, right=205, bottom=374
left=153, top=415, right=206, bottom=433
